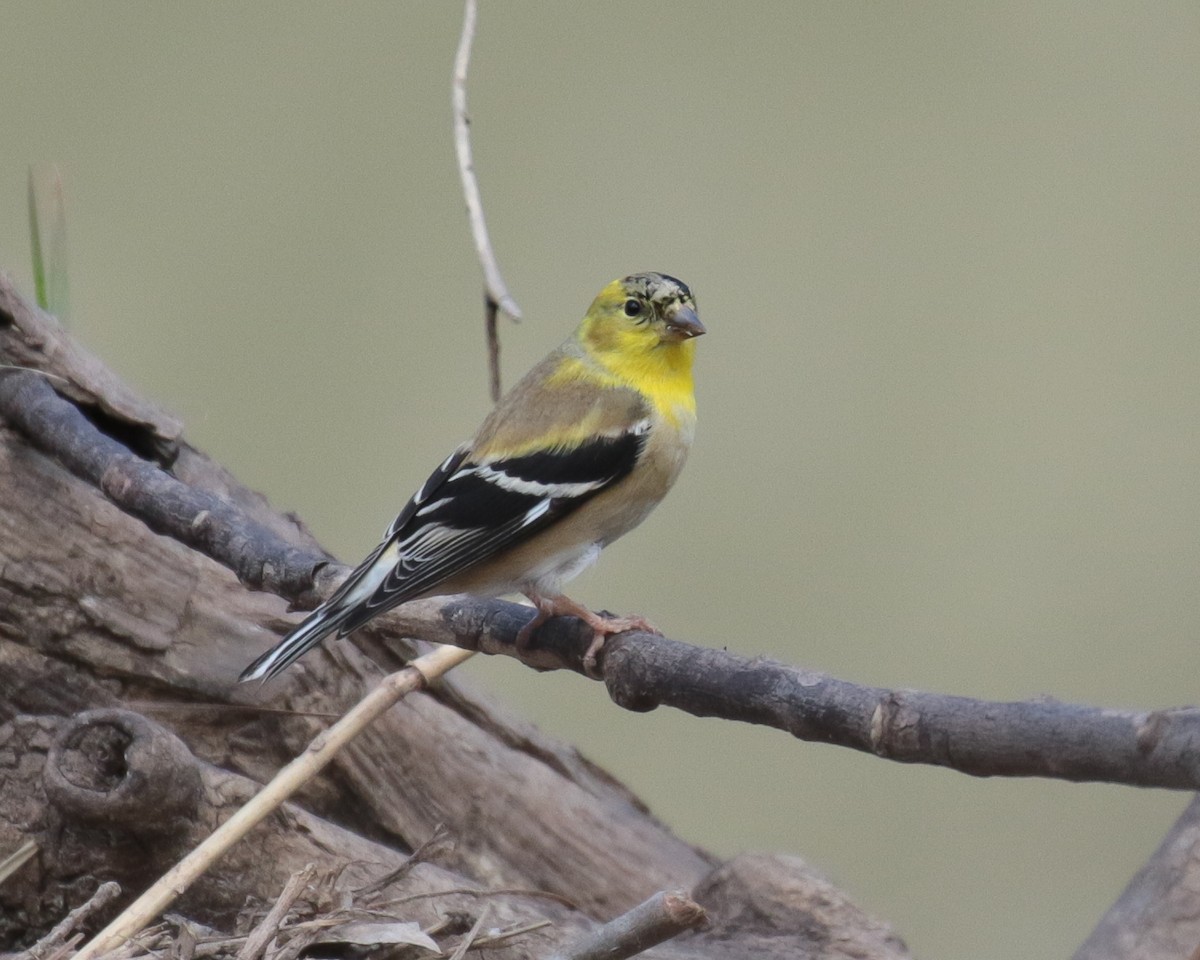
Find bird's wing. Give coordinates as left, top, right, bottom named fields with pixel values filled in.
left=334, top=409, right=650, bottom=635
left=239, top=362, right=651, bottom=683
left=237, top=444, right=473, bottom=682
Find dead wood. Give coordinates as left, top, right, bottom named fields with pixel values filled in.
left=0, top=274, right=910, bottom=958
left=3, top=273, right=1199, bottom=796
left=1072, top=794, right=1200, bottom=960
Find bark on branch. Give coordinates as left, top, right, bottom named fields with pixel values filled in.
left=0, top=269, right=908, bottom=958
left=2, top=273, right=1198, bottom=793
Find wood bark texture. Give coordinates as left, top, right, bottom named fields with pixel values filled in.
left=0, top=274, right=910, bottom=959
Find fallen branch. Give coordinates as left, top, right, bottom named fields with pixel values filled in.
left=1, top=325, right=1198, bottom=792
left=235, top=866, right=315, bottom=960
left=19, top=881, right=121, bottom=960
left=548, top=890, right=706, bottom=960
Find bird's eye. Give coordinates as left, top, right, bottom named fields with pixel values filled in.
left=623, top=299, right=643, bottom=318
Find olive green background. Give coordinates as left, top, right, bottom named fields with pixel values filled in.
left=3, top=4, right=1199, bottom=957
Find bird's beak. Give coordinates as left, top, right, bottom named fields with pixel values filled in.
left=664, top=304, right=706, bottom=340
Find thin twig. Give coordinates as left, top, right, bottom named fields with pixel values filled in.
left=378, top=885, right=579, bottom=911
left=453, top=0, right=520, bottom=321
left=447, top=905, right=489, bottom=960
left=236, top=865, right=317, bottom=960
left=127, top=701, right=343, bottom=721
left=72, top=644, right=475, bottom=960
left=484, top=294, right=502, bottom=402
left=354, top=823, right=452, bottom=897
left=37, top=932, right=82, bottom=960
left=453, top=0, right=520, bottom=402
left=0, top=364, right=71, bottom=387
left=21, top=880, right=121, bottom=960
left=471, top=919, right=553, bottom=948
left=547, top=890, right=707, bottom=960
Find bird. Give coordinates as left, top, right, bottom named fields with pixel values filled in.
left=240, top=271, right=704, bottom=683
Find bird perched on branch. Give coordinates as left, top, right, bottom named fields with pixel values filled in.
left=240, top=272, right=704, bottom=683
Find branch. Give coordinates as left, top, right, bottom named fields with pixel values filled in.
left=2, top=320, right=1199, bottom=794
left=416, top=601, right=1200, bottom=789
left=0, top=369, right=319, bottom=598
left=20, top=881, right=121, bottom=960
left=548, top=890, right=707, bottom=960
left=5, top=273, right=1200, bottom=798
left=452, top=0, right=520, bottom=401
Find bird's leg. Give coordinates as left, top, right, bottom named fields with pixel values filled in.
left=519, top=591, right=659, bottom=676
left=515, top=590, right=558, bottom=650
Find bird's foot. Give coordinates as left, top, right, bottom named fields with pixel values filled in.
left=578, top=611, right=659, bottom=678
left=519, top=592, right=657, bottom=677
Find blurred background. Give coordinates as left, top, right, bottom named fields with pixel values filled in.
left=3, top=3, right=1199, bottom=957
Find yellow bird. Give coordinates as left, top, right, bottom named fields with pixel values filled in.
left=240, top=272, right=704, bottom=682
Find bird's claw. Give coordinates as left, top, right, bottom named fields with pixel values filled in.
left=580, top=613, right=659, bottom=677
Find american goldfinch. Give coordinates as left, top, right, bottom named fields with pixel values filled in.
left=240, top=272, right=704, bottom=683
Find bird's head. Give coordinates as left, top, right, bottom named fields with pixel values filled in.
left=577, top=273, right=705, bottom=365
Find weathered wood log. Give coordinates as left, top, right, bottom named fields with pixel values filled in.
left=0, top=700, right=907, bottom=959
left=1072, top=795, right=1200, bottom=960
left=0, top=705, right=583, bottom=957
left=0, top=273, right=910, bottom=959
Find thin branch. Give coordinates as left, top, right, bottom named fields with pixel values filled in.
left=0, top=369, right=318, bottom=598
left=377, top=885, right=580, bottom=911
left=5, top=270, right=1200, bottom=796
left=453, top=0, right=520, bottom=401
left=72, top=644, right=474, bottom=960
left=0, top=363, right=71, bottom=386
left=547, top=890, right=707, bottom=960
left=470, top=919, right=553, bottom=948
left=484, top=293, right=502, bottom=402
left=7, top=356, right=1200, bottom=793
left=236, top=865, right=316, bottom=960
left=20, top=880, right=122, bottom=960
left=352, top=823, right=453, bottom=896
left=453, top=0, right=520, bottom=322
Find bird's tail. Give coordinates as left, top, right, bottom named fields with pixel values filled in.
left=238, top=602, right=358, bottom=683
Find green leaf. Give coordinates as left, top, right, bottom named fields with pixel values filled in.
left=27, top=164, right=70, bottom=323
left=27, top=167, right=46, bottom=311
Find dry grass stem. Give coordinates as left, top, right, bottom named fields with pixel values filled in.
left=0, top=838, right=39, bottom=886
left=452, top=0, right=521, bottom=322
left=452, top=0, right=520, bottom=401
left=73, top=645, right=474, bottom=960
left=378, top=885, right=579, bottom=911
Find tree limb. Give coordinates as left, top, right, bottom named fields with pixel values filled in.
left=2, top=273, right=1199, bottom=793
